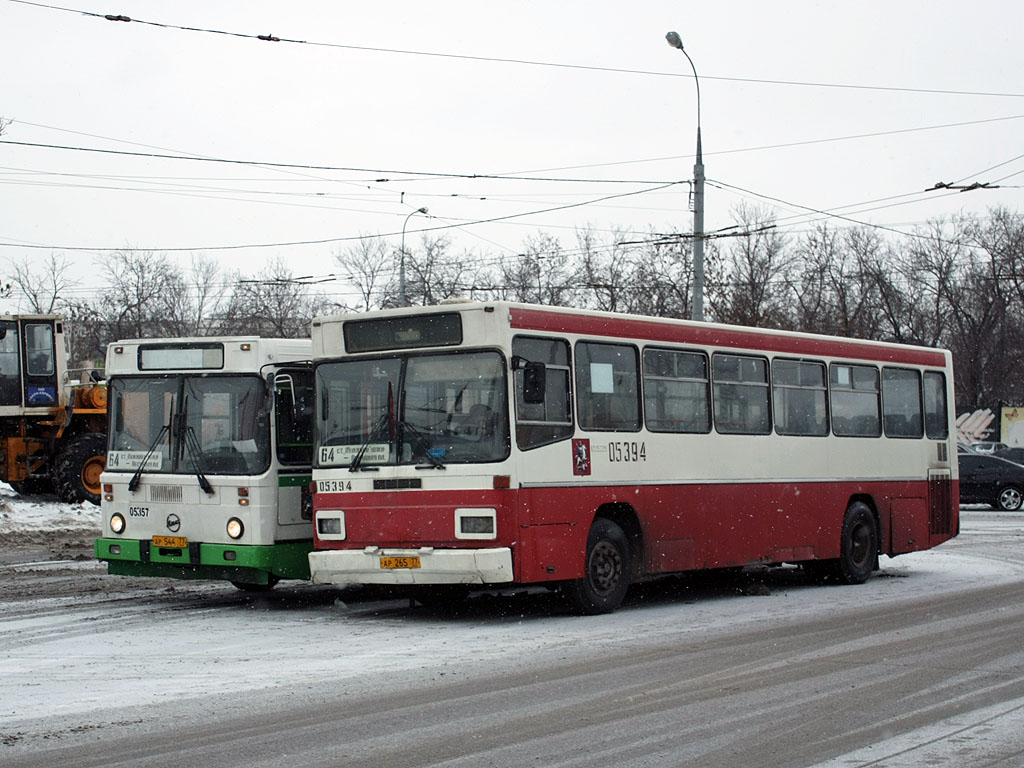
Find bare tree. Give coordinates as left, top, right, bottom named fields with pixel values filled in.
left=171, top=253, right=231, bottom=337
left=221, top=257, right=328, bottom=337
left=627, top=228, right=693, bottom=320
left=333, top=236, right=395, bottom=311
left=576, top=227, right=637, bottom=314
left=496, top=233, right=578, bottom=307
left=709, top=204, right=793, bottom=327
left=5, top=252, right=79, bottom=313
left=97, top=250, right=183, bottom=338
left=403, top=234, right=474, bottom=306
left=791, top=224, right=884, bottom=338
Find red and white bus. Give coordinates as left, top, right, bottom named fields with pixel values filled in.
left=308, top=301, right=958, bottom=613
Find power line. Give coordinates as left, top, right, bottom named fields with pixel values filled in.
left=10, top=0, right=1024, bottom=99
left=510, top=115, right=1024, bottom=174
left=0, top=139, right=671, bottom=184
left=5, top=111, right=1022, bottom=197
left=706, top=179, right=966, bottom=244
left=0, top=181, right=686, bottom=253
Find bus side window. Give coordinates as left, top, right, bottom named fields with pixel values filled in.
left=712, top=354, right=770, bottom=435
left=643, top=348, right=710, bottom=433
left=575, top=341, right=640, bottom=432
left=512, top=336, right=573, bottom=450
left=772, top=358, right=828, bottom=437
left=882, top=367, right=923, bottom=438
left=830, top=363, right=881, bottom=437
left=923, top=371, right=948, bottom=440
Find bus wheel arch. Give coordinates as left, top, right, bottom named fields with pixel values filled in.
left=562, top=505, right=640, bottom=615
left=594, top=502, right=644, bottom=580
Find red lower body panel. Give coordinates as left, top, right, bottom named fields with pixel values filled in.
left=313, top=478, right=958, bottom=585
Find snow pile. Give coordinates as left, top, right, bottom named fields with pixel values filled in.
left=0, top=483, right=100, bottom=535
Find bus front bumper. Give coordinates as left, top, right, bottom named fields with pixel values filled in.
left=308, top=547, right=513, bottom=586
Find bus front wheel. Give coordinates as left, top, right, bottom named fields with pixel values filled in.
left=563, top=518, right=631, bottom=615
left=232, top=577, right=279, bottom=592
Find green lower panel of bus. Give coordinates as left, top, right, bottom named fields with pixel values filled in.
left=94, top=538, right=312, bottom=585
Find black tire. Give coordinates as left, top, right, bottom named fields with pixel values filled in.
left=994, top=486, right=1024, bottom=511
left=10, top=476, right=55, bottom=497
left=563, top=518, right=632, bottom=615
left=823, top=501, right=878, bottom=585
left=231, top=577, right=279, bottom=592
left=54, top=432, right=106, bottom=505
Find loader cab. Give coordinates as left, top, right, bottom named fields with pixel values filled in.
left=0, top=316, right=62, bottom=413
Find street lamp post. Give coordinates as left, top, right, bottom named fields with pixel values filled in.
left=399, top=206, right=429, bottom=307
left=666, top=31, right=705, bottom=322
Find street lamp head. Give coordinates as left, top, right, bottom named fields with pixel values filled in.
left=417, top=206, right=429, bottom=214
left=665, top=31, right=683, bottom=50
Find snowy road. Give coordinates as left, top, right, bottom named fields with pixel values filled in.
left=1, top=506, right=1023, bottom=767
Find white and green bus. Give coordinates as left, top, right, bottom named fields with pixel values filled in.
left=95, top=337, right=314, bottom=590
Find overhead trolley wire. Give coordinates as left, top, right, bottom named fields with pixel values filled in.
left=0, top=180, right=687, bottom=253
left=10, top=0, right=1024, bottom=99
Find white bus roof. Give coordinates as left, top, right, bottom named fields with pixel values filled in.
left=312, top=301, right=950, bottom=368
left=105, top=337, right=312, bottom=376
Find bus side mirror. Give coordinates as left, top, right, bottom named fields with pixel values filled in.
left=522, top=362, right=546, bottom=404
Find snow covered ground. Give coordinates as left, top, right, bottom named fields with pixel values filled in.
left=1, top=483, right=1023, bottom=765
left=0, top=483, right=100, bottom=541
left=1, top=485, right=1021, bottom=722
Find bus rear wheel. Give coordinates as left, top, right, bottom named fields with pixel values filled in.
left=563, top=518, right=631, bottom=615
left=812, top=501, right=877, bottom=585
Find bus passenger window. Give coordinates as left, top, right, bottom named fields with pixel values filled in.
left=643, top=348, right=710, bottom=433
left=830, top=364, right=881, bottom=437
left=923, top=371, right=948, bottom=440
left=882, top=367, right=923, bottom=438
left=772, top=359, right=827, bottom=436
left=712, top=354, right=770, bottom=434
left=575, top=342, right=640, bottom=432
left=512, top=336, right=573, bottom=450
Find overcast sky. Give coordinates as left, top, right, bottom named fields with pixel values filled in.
left=2, top=0, right=1023, bottom=310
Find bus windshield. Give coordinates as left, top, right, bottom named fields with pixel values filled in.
left=106, top=375, right=271, bottom=475
left=316, top=350, right=509, bottom=467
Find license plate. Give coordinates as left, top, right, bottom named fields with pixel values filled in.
left=153, top=535, right=187, bottom=548
left=379, top=556, right=421, bottom=569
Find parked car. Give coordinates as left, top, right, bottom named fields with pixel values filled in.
left=993, top=446, right=1024, bottom=465
left=971, top=441, right=1008, bottom=454
left=958, top=447, right=1024, bottom=510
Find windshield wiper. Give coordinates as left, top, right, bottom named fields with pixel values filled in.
left=128, top=422, right=169, bottom=492
left=182, top=425, right=215, bottom=495
left=348, top=412, right=390, bottom=472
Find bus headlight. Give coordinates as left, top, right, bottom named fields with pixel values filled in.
left=227, top=517, right=244, bottom=539
left=316, top=513, right=345, bottom=539
left=110, top=513, right=126, bottom=534
left=455, top=508, right=497, bottom=539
